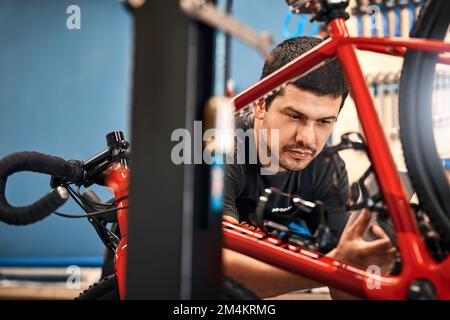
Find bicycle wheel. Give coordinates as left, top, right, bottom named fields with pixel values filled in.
left=76, top=275, right=260, bottom=300
left=76, top=275, right=120, bottom=300
left=399, top=0, right=450, bottom=245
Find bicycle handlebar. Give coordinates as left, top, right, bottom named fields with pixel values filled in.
left=0, top=151, right=83, bottom=225
left=0, top=131, right=129, bottom=226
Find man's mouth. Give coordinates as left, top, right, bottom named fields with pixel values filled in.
left=285, top=149, right=313, bottom=160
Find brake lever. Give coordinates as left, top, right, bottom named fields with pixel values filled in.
left=252, top=187, right=334, bottom=252
left=251, top=187, right=316, bottom=230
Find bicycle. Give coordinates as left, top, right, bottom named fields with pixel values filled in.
left=0, top=0, right=449, bottom=300
left=0, top=131, right=258, bottom=300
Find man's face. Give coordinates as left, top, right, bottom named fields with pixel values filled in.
left=254, top=84, right=341, bottom=172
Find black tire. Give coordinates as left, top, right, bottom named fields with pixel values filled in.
left=221, top=277, right=260, bottom=300
left=399, top=0, right=450, bottom=245
left=76, top=275, right=259, bottom=300
left=76, top=275, right=120, bottom=300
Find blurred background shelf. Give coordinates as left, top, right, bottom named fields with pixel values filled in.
left=0, top=267, right=101, bottom=300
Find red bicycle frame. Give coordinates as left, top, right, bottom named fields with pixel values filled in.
left=105, top=163, right=129, bottom=299
left=106, top=17, right=450, bottom=299
left=228, top=18, right=450, bottom=299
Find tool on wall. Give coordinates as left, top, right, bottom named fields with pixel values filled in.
left=352, top=0, right=425, bottom=37
left=179, top=0, right=274, bottom=60
left=365, top=70, right=450, bottom=142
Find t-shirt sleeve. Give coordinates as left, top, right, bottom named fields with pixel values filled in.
left=223, top=163, right=243, bottom=221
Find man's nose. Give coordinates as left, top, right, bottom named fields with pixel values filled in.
left=295, top=121, right=315, bottom=147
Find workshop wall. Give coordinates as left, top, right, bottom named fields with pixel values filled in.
left=230, top=0, right=317, bottom=93
left=0, top=0, right=132, bottom=264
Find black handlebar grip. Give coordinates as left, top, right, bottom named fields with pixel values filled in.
left=0, top=151, right=77, bottom=225
left=0, top=186, right=69, bottom=225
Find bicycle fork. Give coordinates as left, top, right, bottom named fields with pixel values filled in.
left=105, top=163, right=130, bottom=300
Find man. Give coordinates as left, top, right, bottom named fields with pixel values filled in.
left=222, top=36, right=396, bottom=299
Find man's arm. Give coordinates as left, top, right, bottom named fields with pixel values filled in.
left=222, top=214, right=327, bottom=298
left=223, top=247, right=331, bottom=298
left=222, top=210, right=395, bottom=299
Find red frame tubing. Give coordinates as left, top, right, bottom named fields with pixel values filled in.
left=227, top=17, right=450, bottom=299
left=105, top=163, right=130, bottom=300
left=330, top=19, right=450, bottom=299
left=223, top=221, right=450, bottom=299
left=223, top=222, right=403, bottom=299
left=330, top=19, right=423, bottom=251
left=349, top=36, right=450, bottom=55
left=355, top=46, right=450, bottom=65
left=352, top=37, right=450, bottom=64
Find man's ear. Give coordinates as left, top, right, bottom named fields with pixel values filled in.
left=253, top=98, right=266, bottom=120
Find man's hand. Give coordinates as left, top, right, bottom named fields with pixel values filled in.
left=223, top=215, right=263, bottom=232
left=222, top=215, right=239, bottom=224
left=221, top=210, right=397, bottom=299
left=329, top=209, right=397, bottom=274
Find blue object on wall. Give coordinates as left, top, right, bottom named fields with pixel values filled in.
left=0, top=0, right=132, bottom=265
left=369, top=6, right=378, bottom=37
left=282, top=11, right=307, bottom=39
left=282, top=10, right=321, bottom=40
left=408, top=4, right=416, bottom=36
left=310, top=21, right=320, bottom=37
left=382, top=10, right=390, bottom=37
left=394, top=6, right=401, bottom=37
left=443, top=159, right=450, bottom=169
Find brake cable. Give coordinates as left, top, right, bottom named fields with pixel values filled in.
left=53, top=206, right=128, bottom=219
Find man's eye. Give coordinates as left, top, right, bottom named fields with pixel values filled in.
left=290, top=114, right=301, bottom=120
left=317, top=120, right=331, bottom=126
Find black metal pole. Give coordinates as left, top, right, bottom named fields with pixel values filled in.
left=126, top=1, right=220, bottom=299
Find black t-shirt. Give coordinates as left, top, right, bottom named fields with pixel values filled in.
left=224, top=112, right=350, bottom=241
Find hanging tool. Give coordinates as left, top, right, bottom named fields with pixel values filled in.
left=368, top=0, right=381, bottom=36
left=386, top=72, right=400, bottom=139
left=353, top=0, right=365, bottom=36
left=180, top=0, right=274, bottom=60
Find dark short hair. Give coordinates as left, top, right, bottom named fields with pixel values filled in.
left=261, top=36, right=349, bottom=110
